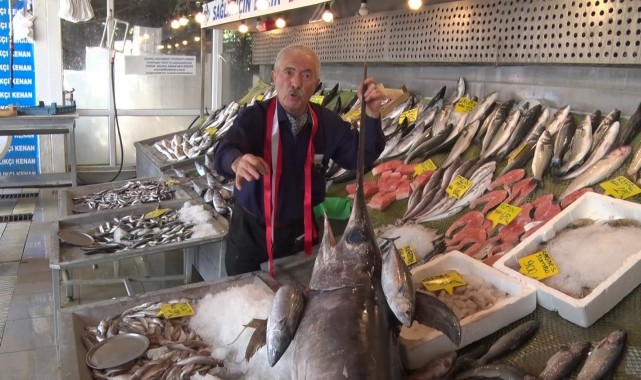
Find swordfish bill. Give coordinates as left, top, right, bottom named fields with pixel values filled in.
left=263, top=63, right=462, bottom=379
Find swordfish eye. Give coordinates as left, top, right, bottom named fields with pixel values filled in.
left=346, top=229, right=366, bottom=244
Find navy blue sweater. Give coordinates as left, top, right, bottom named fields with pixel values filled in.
left=214, top=99, right=385, bottom=224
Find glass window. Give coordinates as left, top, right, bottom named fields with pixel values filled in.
left=221, top=30, right=259, bottom=105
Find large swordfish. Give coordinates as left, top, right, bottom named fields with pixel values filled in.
left=262, top=64, right=462, bottom=379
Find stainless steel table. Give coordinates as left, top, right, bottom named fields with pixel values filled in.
left=0, top=113, right=79, bottom=187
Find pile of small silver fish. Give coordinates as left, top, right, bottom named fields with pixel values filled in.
left=72, top=180, right=176, bottom=211
left=152, top=85, right=280, bottom=163
left=190, top=153, right=235, bottom=219
left=83, top=299, right=224, bottom=380
left=87, top=209, right=194, bottom=253
left=409, top=320, right=628, bottom=380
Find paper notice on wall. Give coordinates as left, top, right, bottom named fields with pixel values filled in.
left=124, top=55, right=197, bottom=75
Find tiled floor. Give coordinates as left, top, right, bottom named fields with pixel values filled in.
left=0, top=188, right=189, bottom=379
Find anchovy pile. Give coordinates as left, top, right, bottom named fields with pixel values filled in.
left=72, top=180, right=176, bottom=211
left=83, top=299, right=224, bottom=380
left=87, top=209, right=194, bottom=253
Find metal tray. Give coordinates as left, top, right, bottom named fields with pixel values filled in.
left=59, top=273, right=278, bottom=380
left=85, top=333, right=149, bottom=369
left=57, top=176, right=194, bottom=219
left=49, top=199, right=228, bottom=270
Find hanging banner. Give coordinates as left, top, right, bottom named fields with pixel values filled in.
left=0, top=0, right=38, bottom=176
left=201, top=0, right=329, bottom=28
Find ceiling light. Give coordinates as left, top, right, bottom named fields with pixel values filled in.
left=194, top=36, right=201, bottom=42
left=227, top=0, right=239, bottom=15
left=179, top=16, right=189, bottom=26
left=275, top=17, right=286, bottom=29
left=358, top=0, right=369, bottom=16
left=408, top=0, right=422, bottom=10
left=157, top=45, right=164, bottom=50
left=171, top=19, right=180, bottom=29
left=255, top=0, right=269, bottom=11
left=194, top=12, right=206, bottom=24
left=166, top=44, right=172, bottom=49
left=238, top=21, right=249, bottom=33
left=175, top=43, right=180, bottom=47
left=182, top=40, right=188, bottom=45
left=321, top=3, right=334, bottom=23
left=143, top=33, right=150, bottom=40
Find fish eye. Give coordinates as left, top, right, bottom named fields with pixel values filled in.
left=346, top=230, right=366, bottom=244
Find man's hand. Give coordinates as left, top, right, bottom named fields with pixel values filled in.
left=357, top=77, right=384, bottom=119
left=231, top=154, right=270, bottom=190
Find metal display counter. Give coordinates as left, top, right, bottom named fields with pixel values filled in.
left=48, top=199, right=229, bottom=362
left=0, top=114, right=79, bottom=187
left=58, top=272, right=278, bottom=379
left=134, top=130, right=207, bottom=177
left=57, top=175, right=194, bottom=218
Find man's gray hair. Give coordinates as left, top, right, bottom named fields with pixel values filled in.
left=274, top=44, right=321, bottom=79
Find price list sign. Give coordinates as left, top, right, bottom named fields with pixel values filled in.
left=0, top=0, right=39, bottom=176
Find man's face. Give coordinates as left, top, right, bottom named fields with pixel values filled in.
left=271, top=52, right=319, bottom=116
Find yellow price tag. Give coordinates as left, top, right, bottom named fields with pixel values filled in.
left=414, top=159, right=438, bottom=176
left=518, top=251, right=559, bottom=281
left=310, top=95, right=325, bottom=105
left=487, top=203, right=522, bottom=227
left=145, top=208, right=172, bottom=219
left=342, top=109, right=361, bottom=122
left=164, top=179, right=180, bottom=186
left=454, top=98, right=478, bottom=114
left=157, top=302, right=195, bottom=319
left=507, top=143, right=527, bottom=163
left=600, top=176, right=641, bottom=200
left=398, top=245, right=417, bottom=266
left=446, top=175, right=473, bottom=199
left=421, top=271, right=467, bottom=295
left=399, top=108, right=419, bottom=125
left=256, top=94, right=264, bottom=101
left=205, top=127, right=218, bottom=136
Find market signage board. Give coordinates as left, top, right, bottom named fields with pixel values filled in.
left=124, top=55, right=197, bottom=75
left=0, top=0, right=39, bottom=176
left=201, top=0, right=329, bottom=28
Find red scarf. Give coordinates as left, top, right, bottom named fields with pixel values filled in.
left=263, top=99, right=319, bottom=276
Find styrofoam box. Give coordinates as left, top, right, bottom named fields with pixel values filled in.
left=399, top=251, right=536, bottom=370
left=493, top=191, right=641, bottom=328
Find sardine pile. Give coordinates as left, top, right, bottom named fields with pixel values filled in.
left=83, top=299, right=224, bottom=379
left=88, top=209, right=194, bottom=253
left=72, top=180, right=176, bottom=211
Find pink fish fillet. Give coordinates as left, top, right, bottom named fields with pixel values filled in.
left=446, top=227, right=487, bottom=251
left=488, top=169, right=526, bottom=193
left=505, top=177, right=538, bottom=205
left=445, top=211, right=486, bottom=238
left=560, top=188, right=594, bottom=209
left=534, top=201, right=561, bottom=221
left=532, top=193, right=555, bottom=209
left=470, top=190, right=509, bottom=215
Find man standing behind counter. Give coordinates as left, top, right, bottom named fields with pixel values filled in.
left=214, top=44, right=386, bottom=276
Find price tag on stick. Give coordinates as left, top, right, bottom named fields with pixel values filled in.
left=414, top=159, right=437, bottom=176
left=600, top=176, right=641, bottom=200
left=421, top=271, right=467, bottom=295
left=446, top=175, right=473, bottom=199
left=487, top=203, right=522, bottom=227
left=518, top=251, right=559, bottom=281
left=398, top=245, right=417, bottom=266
